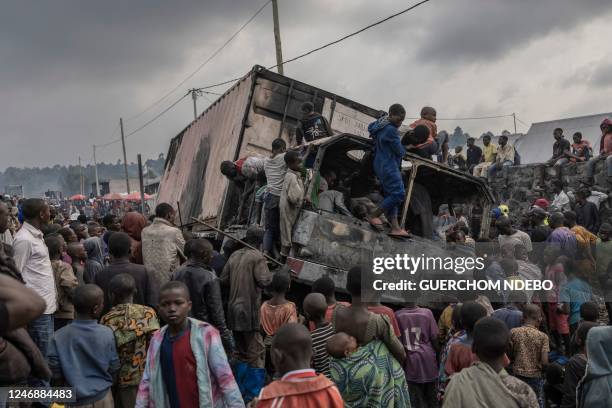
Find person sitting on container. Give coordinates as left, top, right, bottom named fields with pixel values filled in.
left=472, top=134, right=497, bottom=178
left=296, top=101, right=333, bottom=145
left=547, top=128, right=572, bottom=179
left=586, top=118, right=612, bottom=187
left=367, top=104, right=410, bottom=238
left=487, top=135, right=514, bottom=180
left=566, top=132, right=592, bottom=163
left=449, top=146, right=468, bottom=171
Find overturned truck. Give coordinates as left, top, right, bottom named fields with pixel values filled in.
left=158, top=66, right=495, bottom=302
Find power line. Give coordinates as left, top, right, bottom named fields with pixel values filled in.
left=406, top=113, right=514, bottom=121
left=95, top=124, right=121, bottom=148
left=196, top=0, right=433, bottom=91
left=125, top=91, right=190, bottom=138
left=516, top=117, right=530, bottom=127
left=268, top=0, right=432, bottom=71
left=198, top=76, right=244, bottom=91
left=123, top=0, right=271, bottom=122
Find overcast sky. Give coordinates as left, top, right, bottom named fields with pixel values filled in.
left=2, top=0, right=612, bottom=170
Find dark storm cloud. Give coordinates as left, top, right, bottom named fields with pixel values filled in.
left=0, top=0, right=257, bottom=88
left=414, top=0, right=612, bottom=64
left=0, top=0, right=610, bottom=171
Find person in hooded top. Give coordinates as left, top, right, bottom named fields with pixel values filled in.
left=561, top=321, right=597, bottom=408
left=83, top=236, right=104, bottom=284
left=367, top=104, right=410, bottom=237
left=577, top=325, right=612, bottom=408
left=121, top=212, right=147, bottom=265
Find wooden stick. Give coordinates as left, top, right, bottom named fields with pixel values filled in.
left=190, top=217, right=284, bottom=267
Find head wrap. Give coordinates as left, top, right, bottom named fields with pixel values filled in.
left=491, top=208, right=503, bottom=220
left=498, top=204, right=509, bottom=217
left=600, top=223, right=612, bottom=234
left=534, top=198, right=550, bottom=210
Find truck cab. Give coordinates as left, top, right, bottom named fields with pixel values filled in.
left=221, top=133, right=495, bottom=304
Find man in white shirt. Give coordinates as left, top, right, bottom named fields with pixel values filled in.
left=262, top=138, right=287, bottom=258
left=550, top=180, right=571, bottom=212
left=12, top=198, right=57, bottom=387
left=141, top=202, right=185, bottom=288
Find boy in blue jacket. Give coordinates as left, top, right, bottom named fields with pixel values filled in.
left=48, top=284, right=120, bottom=406
left=367, top=104, right=409, bottom=237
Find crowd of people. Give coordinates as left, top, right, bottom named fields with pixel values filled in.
left=443, top=118, right=612, bottom=191
left=1, top=104, right=612, bottom=408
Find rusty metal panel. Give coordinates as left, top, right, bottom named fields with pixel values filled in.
left=158, top=66, right=384, bottom=225
left=157, top=75, right=253, bottom=223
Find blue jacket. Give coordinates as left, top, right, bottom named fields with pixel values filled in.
left=368, top=116, right=406, bottom=184
left=578, top=326, right=612, bottom=408
left=48, top=319, right=120, bottom=405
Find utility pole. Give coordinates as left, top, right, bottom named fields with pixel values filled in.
left=78, top=156, right=84, bottom=196
left=272, top=0, right=284, bottom=75
left=513, top=112, right=517, bottom=135
left=119, top=117, right=131, bottom=193
left=191, top=89, right=198, bottom=120
left=137, top=154, right=146, bottom=215
left=93, top=144, right=100, bottom=197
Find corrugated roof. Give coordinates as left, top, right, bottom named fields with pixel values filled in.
left=515, top=112, right=612, bottom=164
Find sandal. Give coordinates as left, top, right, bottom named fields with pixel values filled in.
left=368, top=217, right=383, bottom=227
left=388, top=229, right=411, bottom=238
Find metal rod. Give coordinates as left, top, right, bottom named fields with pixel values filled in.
left=278, top=80, right=294, bottom=139
left=138, top=154, right=146, bottom=214
left=93, top=145, right=100, bottom=197
left=190, top=217, right=284, bottom=267
left=176, top=201, right=183, bottom=228
left=191, top=89, right=198, bottom=120
left=400, top=164, right=419, bottom=227
left=78, top=156, right=83, bottom=196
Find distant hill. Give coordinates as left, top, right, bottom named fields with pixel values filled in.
left=0, top=154, right=165, bottom=197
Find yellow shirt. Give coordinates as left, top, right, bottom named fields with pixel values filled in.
left=482, top=143, right=497, bottom=162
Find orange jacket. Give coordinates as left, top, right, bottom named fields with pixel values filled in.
left=256, top=370, right=344, bottom=408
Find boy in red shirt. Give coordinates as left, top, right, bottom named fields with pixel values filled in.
left=255, top=323, right=344, bottom=408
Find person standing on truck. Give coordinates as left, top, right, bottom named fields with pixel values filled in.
left=279, top=150, right=305, bottom=259
left=263, top=138, right=287, bottom=259
left=367, top=104, right=410, bottom=238
left=296, top=101, right=333, bottom=145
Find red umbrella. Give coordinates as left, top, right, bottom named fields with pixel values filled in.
left=70, top=194, right=86, bottom=201
left=103, top=193, right=123, bottom=200
left=125, top=191, right=152, bottom=201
